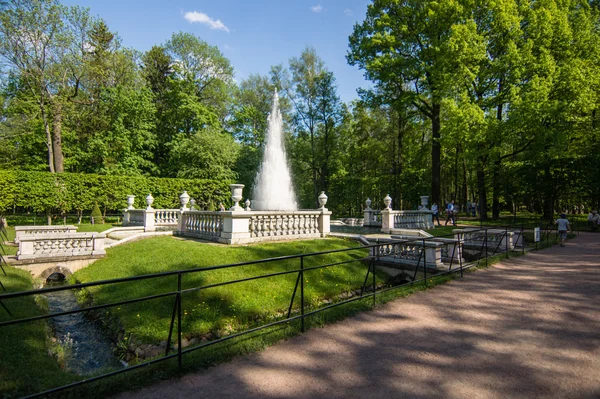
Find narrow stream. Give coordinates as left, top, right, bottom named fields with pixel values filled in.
left=44, top=280, right=124, bottom=375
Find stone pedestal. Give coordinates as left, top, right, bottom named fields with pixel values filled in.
left=381, top=209, right=395, bottom=233
left=318, top=210, right=332, bottom=236
left=143, top=209, right=156, bottom=232
left=221, top=211, right=251, bottom=244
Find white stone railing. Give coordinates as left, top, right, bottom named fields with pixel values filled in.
left=127, top=209, right=145, bottom=226
left=249, top=212, right=322, bottom=239
left=17, top=233, right=106, bottom=260
left=453, top=228, right=514, bottom=252
left=155, top=209, right=180, bottom=226
left=370, top=238, right=444, bottom=269
left=14, top=225, right=78, bottom=243
left=176, top=209, right=331, bottom=245
left=363, top=210, right=382, bottom=227
left=179, top=211, right=223, bottom=238
left=381, top=209, right=434, bottom=232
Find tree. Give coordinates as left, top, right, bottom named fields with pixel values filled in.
left=348, top=0, right=469, bottom=205
left=0, top=0, right=98, bottom=173
left=284, top=47, right=343, bottom=206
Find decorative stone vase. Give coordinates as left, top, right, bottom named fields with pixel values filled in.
left=365, top=198, right=372, bottom=210
left=146, top=194, right=154, bottom=210
left=318, top=191, right=328, bottom=209
left=420, top=196, right=429, bottom=210
left=190, top=198, right=196, bottom=210
left=127, top=195, right=135, bottom=210
left=180, top=191, right=190, bottom=210
left=229, top=184, right=245, bottom=211
left=244, top=199, right=251, bottom=211
left=383, top=194, right=392, bottom=209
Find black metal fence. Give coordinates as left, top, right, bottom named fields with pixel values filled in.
left=0, top=222, right=563, bottom=398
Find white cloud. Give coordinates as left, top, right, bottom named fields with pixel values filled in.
left=344, top=8, right=353, bottom=16
left=184, top=11, right=230, bottom=33
left=310, top=4, right=323, bottom=13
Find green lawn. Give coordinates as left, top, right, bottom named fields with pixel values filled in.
left=74, top=237, right=371, bottom=344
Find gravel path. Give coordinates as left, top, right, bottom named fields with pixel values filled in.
left=117, top=233, right=600, bottom=399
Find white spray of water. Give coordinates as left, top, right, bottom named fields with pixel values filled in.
left=252, top=91, right=298, bottom=211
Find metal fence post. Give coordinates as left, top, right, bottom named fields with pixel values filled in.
left=300, top=256, right=305, bottom=333
left=484, top=229, right=488, bottom=265
left=505, top=226, right=509, bottom=259
left=423, top=239, right=427, bottom=287
left=372, top=256, right=376, bottom=306
left=177, top=272, right=182, bottom=370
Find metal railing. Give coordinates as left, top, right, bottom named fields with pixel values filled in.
left=0, top=223, right=561, bottom=398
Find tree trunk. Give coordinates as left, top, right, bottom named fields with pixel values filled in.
left=40, top=105, right=55, bottom=173
left=462, top=156, right=468, bottom=214
left=477, top=165, right=488, bottom=221
left=431, top=102, right=441, bottom=205
left=52, top=100, right=64, bottom=173
left=492, top=160, right=501, bottom=219
left=542, top=164, right=554, bottom=220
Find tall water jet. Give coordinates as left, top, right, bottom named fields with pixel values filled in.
left=252, top=91, right=298, bottom=211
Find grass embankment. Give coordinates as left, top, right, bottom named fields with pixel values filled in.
left=0, top=266, right=77, bottom=397
left=74, top=237, right=373, bottom=344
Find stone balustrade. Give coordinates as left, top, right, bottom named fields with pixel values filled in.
left=453, top=228, right=514, bottom=251
left=154, top=209, right=180, bottom=226
left=370, top=238, right=444, bottom=270
left=14, top=225, right=78, bottom=243
left=363, top=210, right=382, bottom=227
left=178, top=211, right=223, bottom=239
left=17, top=232, right=106, bottom=260
left=176, top=209, right=331, bottom=245
left=381, top=209, right=434, bottom=233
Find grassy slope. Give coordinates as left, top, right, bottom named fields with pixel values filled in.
left=74, top=237, right=370, bottom=343
left=0, top=266, right=76, bottom=398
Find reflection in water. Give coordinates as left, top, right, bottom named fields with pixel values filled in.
left=44, top=283, right=123, bottom=375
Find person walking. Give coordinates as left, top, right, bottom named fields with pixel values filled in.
left=445, top=200, right=456, bottom=226
left=587, top=210, right=599, bottom=232
left=431, top=203, right=441, bottom=226
left=555, top=213, right=571, bottom=247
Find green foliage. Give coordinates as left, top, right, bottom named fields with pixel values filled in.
left=91, top=201, right=103, bottom=224
left=0, top=170, right=232, bottom=215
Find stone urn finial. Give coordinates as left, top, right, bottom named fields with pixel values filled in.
left=180, top=191, right=190, bottom=210
left=383, top=194, right=392, bottom=210
left=146, top=193, right=154, bottom=210
left=190, top=198, right=196, bottom=210
left=318, top=191, right=328, bottom=210
left=244, top=199, right=251, bottom=211
left=229, top=184, right=245, bottom=211
left=127, top=195, right=135, bottom=210
left=420, top=195, right=429, bottom=210
left=365, top=198, right=372, bottom=210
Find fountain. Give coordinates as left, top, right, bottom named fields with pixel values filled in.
left=252, top=90, right=298, bottom=211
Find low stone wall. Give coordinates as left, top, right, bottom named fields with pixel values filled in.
left=17, top=232, right=106, bottom=260
left=14, top=225, right=78, bottom=243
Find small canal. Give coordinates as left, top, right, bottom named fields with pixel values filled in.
left=44, top=276, right=124, bottom=375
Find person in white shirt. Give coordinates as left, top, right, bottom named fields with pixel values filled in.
left=445, top=200, right=456, bottom=226
left=587, top=210, right=599, bottom=232
left=431, top=203, right=441, bottom=226
left=555, top=213, right=571, bottom=247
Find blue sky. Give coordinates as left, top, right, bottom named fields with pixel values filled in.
left=61, top=0, right=372, bottom=103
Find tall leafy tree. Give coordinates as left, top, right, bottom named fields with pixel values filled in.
left=348, top=0, right=471, bottom=205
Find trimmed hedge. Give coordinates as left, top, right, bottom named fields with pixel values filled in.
left=0, top=170, right=233, bottom=215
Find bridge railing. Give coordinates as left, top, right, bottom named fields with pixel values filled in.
left=14, top=225, right=78, bottom=243
left=16, top=232, right=106, bottom=260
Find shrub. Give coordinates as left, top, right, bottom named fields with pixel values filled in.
left=90, top=202, right=104, bottom=225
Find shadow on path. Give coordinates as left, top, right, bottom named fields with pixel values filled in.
left=115, top=233, right=600, bottom=399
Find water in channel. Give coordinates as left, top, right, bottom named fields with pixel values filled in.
left=44, top=279, right=123, bottom=375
